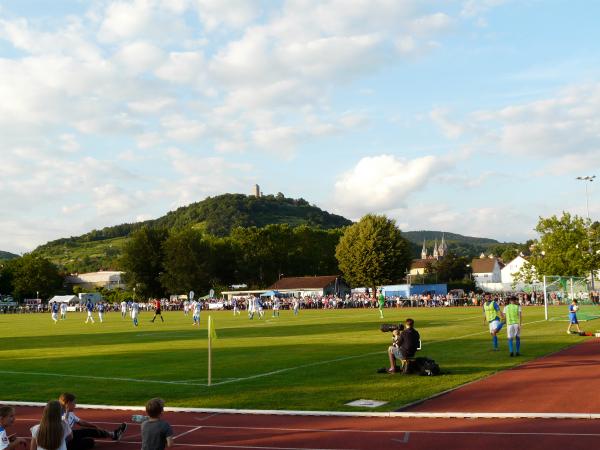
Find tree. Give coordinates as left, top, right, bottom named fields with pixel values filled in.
left=161, top=228, right=215, bottom=295
left=426, top=253, right=470, bottom=283
left=335, top=214, right=412, bottom=294
left=10, top=254, right=63, bottom=300
left=0, top=259, right=18, bottom=296
left=528, top=212, right=600, bottom=277
left=120, top=227, right=168, bottom=299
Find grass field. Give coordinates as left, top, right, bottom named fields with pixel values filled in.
left=0, top=306, right=592, bottom=412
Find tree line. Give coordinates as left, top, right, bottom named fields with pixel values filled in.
left=2, top=212, right=597, bottom=302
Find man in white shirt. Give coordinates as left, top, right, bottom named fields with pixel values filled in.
left=120, top=301, right=127, bottom=319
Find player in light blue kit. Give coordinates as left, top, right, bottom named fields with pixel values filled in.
left=192, top=300, right=202, bottom=326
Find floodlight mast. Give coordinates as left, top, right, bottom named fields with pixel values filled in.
left=576, top=175, right=596, bottom=289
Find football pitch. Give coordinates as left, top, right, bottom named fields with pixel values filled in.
left=0, top=306, right=590, bottom=412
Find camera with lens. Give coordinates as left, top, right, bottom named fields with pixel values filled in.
left=380, top=323, right=404, bottom=333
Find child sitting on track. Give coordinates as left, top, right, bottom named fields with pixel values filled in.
left=59, top=393, right=126, bottom=450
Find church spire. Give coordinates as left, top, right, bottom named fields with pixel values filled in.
left=433, top=238, right=439, bottom=259
left=421, top=240, right=428, bottom=260
left=439, top=233, right=447, bottom=257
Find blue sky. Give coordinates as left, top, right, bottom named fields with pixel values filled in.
left=1, top=0, right=599, bottom=254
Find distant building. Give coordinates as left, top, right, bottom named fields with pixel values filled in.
left=65, top=271, right=126, bottom=291
left=411, top=234, right=448, bottom=278
left=253, top=184, right=261, bottom=197
left=420, top=234, right=448, bottom=261
left=220, top=275, right=350, bottom=300
left=268, top=275, right=350, bottom=298
left=501, top=255, right=536, bottom=284
left=471, top=256, right=503, bottom=285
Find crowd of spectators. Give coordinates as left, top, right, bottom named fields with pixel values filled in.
left=2, top=290, right=599, bottom=314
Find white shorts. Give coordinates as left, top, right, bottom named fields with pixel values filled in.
left=507, top=324, right=520, bottom=338
left=131, top=313, right=138, bottom=319
left=488, top=319, right=501, bottom=333
left=51, top=313, right=58, bottom=320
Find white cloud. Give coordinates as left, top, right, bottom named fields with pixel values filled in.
left=113, top=41, right=165, bottom=75
left=155, top=51, right=206, bottom=84
left=334, top=154, right=444, bottom=217
left=161, top=115, right=206, bottom=142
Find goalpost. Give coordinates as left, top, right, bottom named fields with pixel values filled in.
left=543, top=275, right=599, bottom=321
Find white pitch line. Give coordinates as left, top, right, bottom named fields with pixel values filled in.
left=0, top=317, right=555, bottom=393
left=0, top=370, right=207, bottom=387
left=211, top=318, right=550, bottom=386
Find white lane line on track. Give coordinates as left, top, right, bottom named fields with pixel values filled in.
left=113, top=441, right=358, bottom=450
left=15, top=420, right=600, bottom=438
left=173, top=425, right=203, bottom=440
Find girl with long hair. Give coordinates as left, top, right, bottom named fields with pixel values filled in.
left=30, top=401, right=71, bottom=450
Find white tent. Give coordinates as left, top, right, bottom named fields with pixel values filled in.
left=48, top=295, right=79, bottom=304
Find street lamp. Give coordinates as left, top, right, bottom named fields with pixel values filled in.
left=576, top=175, right=596, bottom=289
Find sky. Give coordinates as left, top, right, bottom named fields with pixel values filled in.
left=1, top=0, right=599, bottom=254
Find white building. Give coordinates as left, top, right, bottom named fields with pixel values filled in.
left=65, top=271, right=126, bottom=290
left=501, top=255, right=537, bottom=284
left=471, top=256, right=503, bottom=286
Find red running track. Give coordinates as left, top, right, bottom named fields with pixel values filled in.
left=406, top=338, right=600, bottom=414
left=6, top=406, right=600, bottom=450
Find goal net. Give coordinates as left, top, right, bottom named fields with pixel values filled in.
left=543, top=275, right=599, bottom=321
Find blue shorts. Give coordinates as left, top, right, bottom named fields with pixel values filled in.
left=570, top=314, right=578, bottom=324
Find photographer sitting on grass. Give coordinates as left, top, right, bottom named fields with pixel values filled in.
left=388, top=318, right=420, bottom=373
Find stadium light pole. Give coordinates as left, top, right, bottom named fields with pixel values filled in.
left=576, top=175, right=596, bottom=290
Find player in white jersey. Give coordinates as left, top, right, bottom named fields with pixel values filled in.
left=192, top=300, right=202, bottom=326
left=120, top=301, right=127, bottom=319
left=293, top=298, right=300, bottom=316
left=183, top=300, right=190, bottom=316
left=248, top=297, right=256, bottom=319
left=60, top=302, right=68, bottom=320
left=272, top=297, right=280, bottom=317
left=97, top=302, right=105, bottom=323
left=130, top=301, right=139, bottom=326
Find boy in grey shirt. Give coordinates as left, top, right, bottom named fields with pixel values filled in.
left=141, top=398, right=173, bottom=450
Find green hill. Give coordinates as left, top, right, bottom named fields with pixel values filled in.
left=0, top=250, right=19, bottom=261
left=32, top=194, right=518, bottom=273
left=33, top=194, right=352, bottom=272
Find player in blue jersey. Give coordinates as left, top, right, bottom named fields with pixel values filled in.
left=482, top=293, right=504, bottom=350
left=84, top=300, right=95, bottom=324
left=51, top=302, right=59, bottom=323
left=567, top=299, right=582, bottom=334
